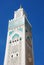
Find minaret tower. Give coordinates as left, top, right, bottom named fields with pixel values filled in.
left=4, top=6, right=34, bottom=65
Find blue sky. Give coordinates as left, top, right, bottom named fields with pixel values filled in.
left=0, top=0, right=44, bottom=65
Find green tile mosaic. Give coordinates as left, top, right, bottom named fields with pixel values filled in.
left=12, top=33, right=19, bottom=39
left=9, top=31, right=14, bottom=36
left=18, top=27, right=23, bottom=32
left=9, top=20, right=24, bottom=29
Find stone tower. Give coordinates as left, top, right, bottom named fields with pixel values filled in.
left=4, top=6, right=34, bottom=65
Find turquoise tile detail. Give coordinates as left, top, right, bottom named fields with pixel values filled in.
left=9, top=20, right=24, bottom=29
left=18, top=27, right=23, bottom=32
left=9, top=31, right=14, bottom=36
left=12, top=33, right=19, bottom=39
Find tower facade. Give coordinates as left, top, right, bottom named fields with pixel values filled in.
left=4, top=7, right=34, bottom=65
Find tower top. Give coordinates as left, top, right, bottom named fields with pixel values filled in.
left=14, top=6, right=26, bottom=19
left=20, top=5, right=22, bottom=8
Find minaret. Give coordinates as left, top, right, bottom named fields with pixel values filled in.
left=4, top=6, right=34, bottom=65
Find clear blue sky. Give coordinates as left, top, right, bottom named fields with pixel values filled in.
left=0, top=0, right=44, bottom=65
